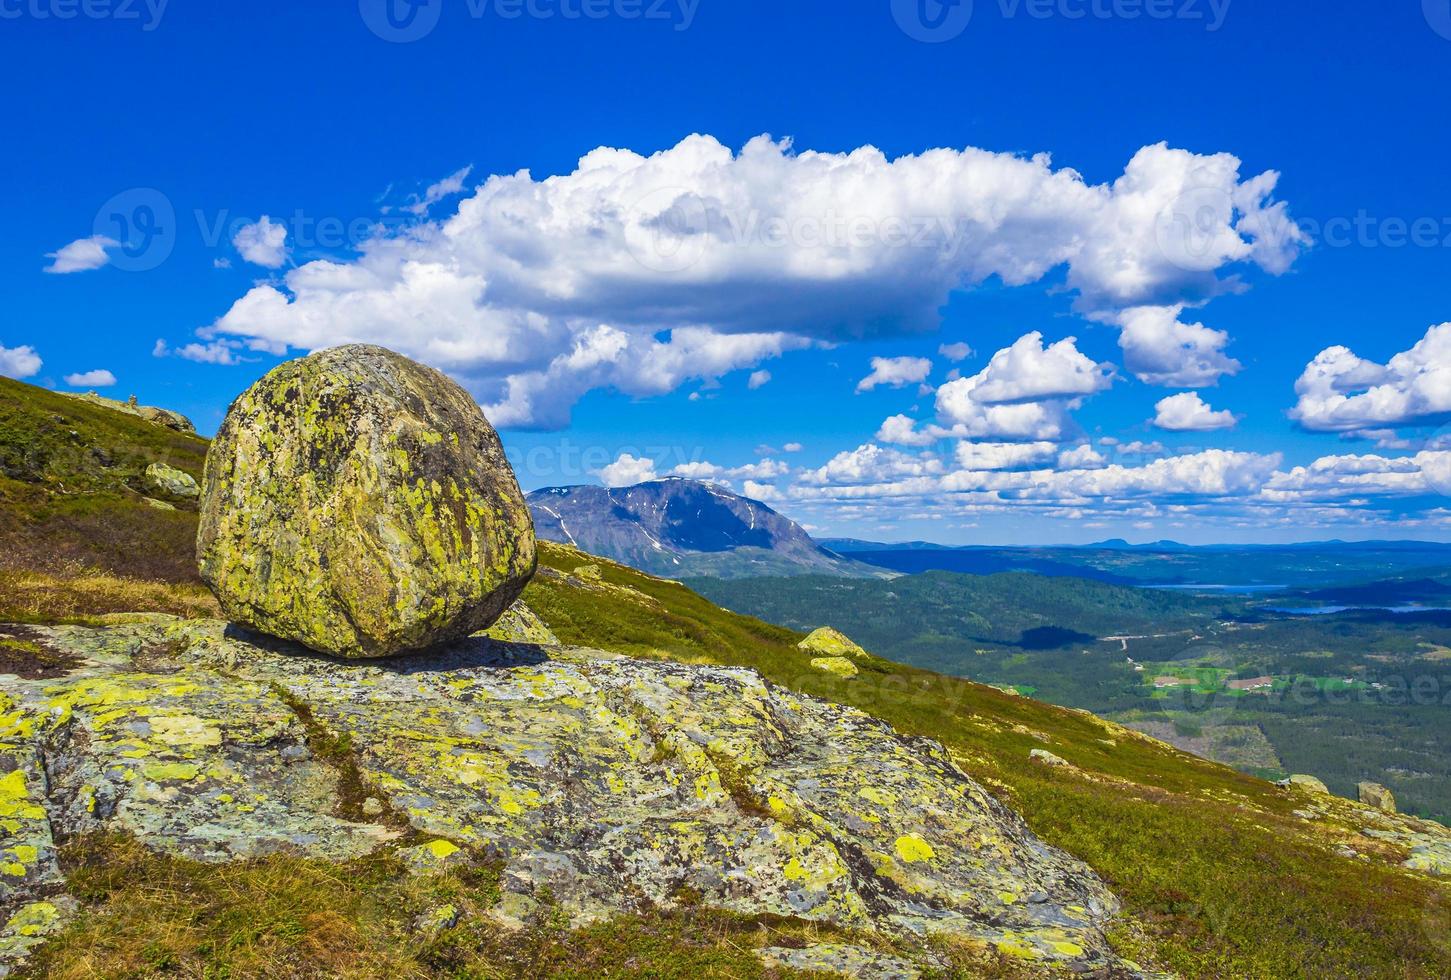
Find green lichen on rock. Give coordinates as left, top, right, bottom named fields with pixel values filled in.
left=196, top=345, right=537, bottom=659
left=143, top=462, right=199, bottom=503
left=481, top=601, right=557, bottom=646
left=798, top=627, right=868, bottom=660
left=0, top=618, right=1137, bottom=976
left=809, top=656, right=859, bottom=679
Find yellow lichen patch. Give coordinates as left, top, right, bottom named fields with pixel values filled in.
left=809, top=657, right=859, bottom=679
left=425, top=839, right=459, bottom=860
left=4, top=900, right=58, bottom=938
left=1051, top=940, right=1086, bottom=957
left=894, top=833, right=936, bottom=863
left=149, top=714, right=221, bottom=748
left=0, top=770, right=44, bottom=822
left=141, top=762, right=201, bottom=783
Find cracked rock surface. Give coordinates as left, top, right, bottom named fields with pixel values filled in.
left=0, top=613, right=1131, bottom=976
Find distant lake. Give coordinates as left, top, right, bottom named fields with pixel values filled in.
left=1268, top=605, right=1451, bottom=616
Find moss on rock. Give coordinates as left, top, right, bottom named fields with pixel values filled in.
left=196, top=345, right=536, bottom=659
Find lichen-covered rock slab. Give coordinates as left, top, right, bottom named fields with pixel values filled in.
left=0, top=617, right=1131, bottom=975
left=196, top=345, right=536, bottom=658
left=798, top=627, right=868, bottom=660
left=143, top=462, right=199, bottom=503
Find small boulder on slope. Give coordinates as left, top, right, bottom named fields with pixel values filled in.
left=798, top=627, right=868, bottom=659
left=196, top=345, right=536, bottom=659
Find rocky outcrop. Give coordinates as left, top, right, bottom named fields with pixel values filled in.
left=1358, top=781, right=1396, bottom=813
left=196, top=346, right=536, bottom=659
left=0, top=616, right=1131, bottom=976
left=1288, top=774, right=1330, bottom=795
left=798, top=627, right=869, bottom=660
left=143, top=462, right=199, bottom=503
left=61, top=392, right=196, bottom=434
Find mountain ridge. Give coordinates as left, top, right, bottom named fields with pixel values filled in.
left=527, top=478, right=886, bottom=579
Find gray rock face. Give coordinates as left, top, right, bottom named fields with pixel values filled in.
left=527, top=479, right=883, bottom=579
left=143, top=462, right=199, bottom=502
left=0, top=617, right=1130, bottom=976
left=196, top=345, right=537, bottom=659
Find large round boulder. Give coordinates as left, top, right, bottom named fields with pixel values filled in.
left=197, top=345, right=536, bottom=659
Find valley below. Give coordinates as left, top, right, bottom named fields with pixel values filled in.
left=692, top=570, right=1451, bottom=826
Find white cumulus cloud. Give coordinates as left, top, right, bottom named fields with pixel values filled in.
left=954, top=441, right=1058, bottom=471
left=44, top=235, right=117, bottom=274
left=64, top=369, right=117, bottom=388
left=1152, top=392, right=1239, bottom=431
left=0, top=345, right=42, bottom=379
left=596, top=452, right=659, bottom=488
left=233, top=217, right=290, bottom=268
left=747, top=369, right=772, bottom=390
left=856, top=356, right=932, bottom=393
left=1107, top=304, right=1241, bottom=387
left=1291, top=323, right=1451, bottom=432
left=203, top=134, right=1302, bottom=429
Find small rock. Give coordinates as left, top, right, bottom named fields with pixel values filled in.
left=798, top=627, right=868, bottom=660
left=481, top=601, right=557, bottom=646
left=412, top=903, right=459, bottom=934
left=1357, top=781, right=1396, bottom=813
left=810, top=656, right=859, bottom=679
left=144, top=462, right=199, bottom=502
left=361, top=797, right=385, bottom=818
left=1030, top=749, right=1069, bottom=767
left=1288, top=774, right=1329, bottom=795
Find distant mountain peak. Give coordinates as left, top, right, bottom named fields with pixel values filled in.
left=526, top=479, right=884, bottom=579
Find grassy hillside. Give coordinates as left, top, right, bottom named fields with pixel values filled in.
left=0, top=377, right=216, bottom=621
left=1, top=380, right=1447, bottom=978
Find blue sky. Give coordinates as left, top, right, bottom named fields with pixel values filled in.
left=5, top=1, right=1451, bottom=544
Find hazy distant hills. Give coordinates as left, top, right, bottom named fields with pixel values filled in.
left=824, top=538, right=1451, bottom=589
left=526, top=478, right=887, bottom=579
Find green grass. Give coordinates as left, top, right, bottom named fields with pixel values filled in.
left=30, top=834, right=1034, bottom=980
left=0, top=377, right=207, bottom=583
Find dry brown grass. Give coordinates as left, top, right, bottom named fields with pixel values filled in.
left=0, top=564, right=219, bottom=624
